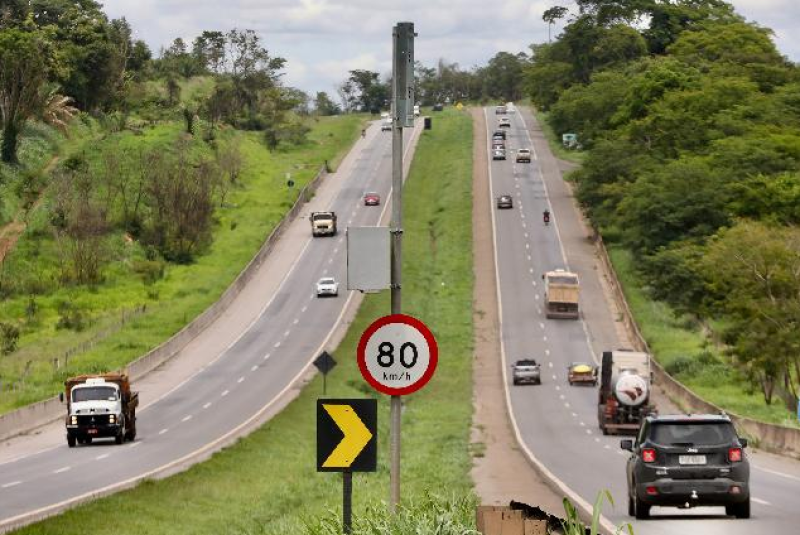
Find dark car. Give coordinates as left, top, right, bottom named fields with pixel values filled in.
left=432, top=103, right=444, bottom=111
left=363, top=192, right=380, bottom=206
left=493, top=129, right=507, bottom=140
left=622, top=414, right=750, bottom=520
left=496, top=195, right=513, bottom=209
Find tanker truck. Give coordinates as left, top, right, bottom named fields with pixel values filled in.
left=597, top=350, right=655, bottom=435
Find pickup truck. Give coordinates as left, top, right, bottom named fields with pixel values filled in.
left=512, top=359, right=541, bottom=385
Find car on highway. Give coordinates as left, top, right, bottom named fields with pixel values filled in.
left=492, top=140, right=505, bottom=150
left=498, top=117, right=511, bottom=128
left=496, top=195, right=513, bottom=209
left=363, top=192, right=380, bottom=206
left=567, top=362, right=597, bottom=386
left=433, top=103, right=444, bottom=111
left=492, top=148, right=506, bottom=160
left=516, top=148, right=532, bottom=163
left=315, top=277, right=339, bottom=297
left=622, top=414, right=750, bottom=520
left=495, top=105, right=507, bottom=114
left=512, top=359, right=541, bottom=385
left=493, top=129, right=506, bottom=140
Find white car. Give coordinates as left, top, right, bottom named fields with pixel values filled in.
left=498, top=117, right=511, bottom=128
left=316, top=277, right=339, bottom=297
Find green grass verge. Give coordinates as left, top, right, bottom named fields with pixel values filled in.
left=529, top=109, right=586, bottom=165
left=13, top=108, right=476, bottom=534
left=0, top=115, right=364, bottom=413
left=609, top=246, right=800, bottom=428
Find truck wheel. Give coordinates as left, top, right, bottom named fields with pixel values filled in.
left=115, top=432, right=124, bottom=445
left=84, top=437, right=92, bottom=445
left=67, top=435, right=76, bottom=448
left=726, top=499, right=750, bottom=519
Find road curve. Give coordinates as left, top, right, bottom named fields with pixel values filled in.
left=0, top=123, right=421, bottom=532
left=483, top=105, right=800, bottom=535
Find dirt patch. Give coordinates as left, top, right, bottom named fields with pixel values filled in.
left=469, top=107, right=565, bottom=514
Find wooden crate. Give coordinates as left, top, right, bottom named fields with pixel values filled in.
left=476, top=505, right=548, bottom=535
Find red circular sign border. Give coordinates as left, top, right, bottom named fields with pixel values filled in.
left=357, top=314, right=438, bottom=396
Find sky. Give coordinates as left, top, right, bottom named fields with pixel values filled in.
left=103, top=0, right=800, bottom=97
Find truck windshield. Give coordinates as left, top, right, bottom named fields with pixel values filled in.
left=72, top=386, right=117, bottom=402
left=548, top=275, right=578, bottom=285
left=652, top=423, right=735, bottom=446
left=312, top=214, right=331, bottom=221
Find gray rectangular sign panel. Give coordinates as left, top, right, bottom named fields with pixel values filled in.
left=347, top=227, right=390, bottom=292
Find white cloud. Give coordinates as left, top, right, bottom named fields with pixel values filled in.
left=103, top=0, right=800, bottom=95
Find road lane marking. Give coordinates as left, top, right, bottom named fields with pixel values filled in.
left=525, top=243, right=530, bottom=249
left=752, top=497, right=770, bottom=506
left=221, top=390, right=229, bottom=397
left=1, top=481, right=21, bottom=489
left=182, top=415, right=192, bottom=423
left=263, top=352, right=271, bottom=360
left=293, top=318, right=299, bottom=325
left=605, top=445, right=611, bottom=449
left=571, top=412, right=578, bottom=418
left=301, top=305, right=308, bottom=313
left=284, top=330, right=291, bottom=337
left=539, top=322, right=545, bottom=329
left=579, top=422, right=586, bottom=427
left=545, top=350, right=550, bottom=356
left=595, top=438, right=601, bottom=443
left=158, top=429, right=168, bottom=436
left=552, top=374, right=557, bottom=380
left=127, top=442, right=141, bottom=449
left=95, top=454, right=110, bottom=460
left=555, top=386, right=561, bottom=391
left=53, top=467, right=71, bottom=474
left=251, top=365, right=258, bottom=372
left=543, top=336, right=547, bottom=342
left=274, top=341, right=281, bottom=348
left=534, top=294, right=539, bottom=300
left=755, top=466, right=800, bottom=483
left=559, top=394, right=565, bottom=400
left=527, top=254, right=531, bottom=261
left=333, top=248, right=339, bottom=254
left=565, top=402, right=570, bottom=408
left=203, top=402, right=212, bottom=409
left=524, top=232, right=529, bottom=239
left=237, top=377, right=245, bottom=384
left=586, top=430, right=592, bottom=435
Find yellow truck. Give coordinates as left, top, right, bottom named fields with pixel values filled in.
left=542, top=269, right=580, bottom=319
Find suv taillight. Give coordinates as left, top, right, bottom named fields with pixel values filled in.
left=728, top=447, right=743, bottom=462
left=642, top=448, right=656, bottom=463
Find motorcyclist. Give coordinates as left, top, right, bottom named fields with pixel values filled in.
left=543, top=209, right=551, bottom=225
left=361, top=128, right=366, bottom=138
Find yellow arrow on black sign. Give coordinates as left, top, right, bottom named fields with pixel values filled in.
left=317, top=399, right=377, bottom=472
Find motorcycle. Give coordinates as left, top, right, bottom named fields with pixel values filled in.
left=543, top=211, right=551, bottom=226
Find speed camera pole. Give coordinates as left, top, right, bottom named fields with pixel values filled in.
left=390, top=21, right=414, bottom=514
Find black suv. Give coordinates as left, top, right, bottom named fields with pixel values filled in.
left=621, top=414, right=750, bottom=519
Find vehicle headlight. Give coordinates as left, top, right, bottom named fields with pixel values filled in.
left=109, top=414, right=116, bottom=424
left=70, top=415, right=77, bottom=425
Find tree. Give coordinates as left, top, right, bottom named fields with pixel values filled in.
left=0, top=28, right=54, bottom=163
left=543, top=5, right=569, bottom=42
left=344, top=70, right=388, bottom=112
left=482, top=52, right=528, bottom=102
left=314, top=92, right=340, bottom=116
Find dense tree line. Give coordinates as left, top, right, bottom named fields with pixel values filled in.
left=526, top=0, right=800, bottom=408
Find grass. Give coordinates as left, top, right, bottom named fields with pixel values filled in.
left=0, top=114, right=365, bottom=413
left=609, top=246, right=800, bottom=428
left=529, top=109, right=586, bottom=165
left=12, top=107, right=476, bottom=534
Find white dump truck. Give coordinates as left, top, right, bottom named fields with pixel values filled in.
left=61, top=373, right=138, bottom=447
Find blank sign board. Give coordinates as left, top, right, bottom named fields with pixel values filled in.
left=347, top=227, right=390, bottom=292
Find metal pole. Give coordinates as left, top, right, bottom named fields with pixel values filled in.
left=389, top=23, right=405, bottom=514
left=343, top=470, right=353, bottom=534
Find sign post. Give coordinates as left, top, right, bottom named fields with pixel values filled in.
left=313, top=351, right=337, bottom=395
left=317, top=399, right=377, bottom=534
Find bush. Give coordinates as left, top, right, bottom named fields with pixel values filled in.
left=0, top=322, right=20, bottom=354
left=56, top=301, right=86, bottom=331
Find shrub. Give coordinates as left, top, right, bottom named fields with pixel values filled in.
left=0, top=322, right=20, bottom=354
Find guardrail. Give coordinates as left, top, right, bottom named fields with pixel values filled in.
left=0, top=165, right=329, bottom=442
left=594, top=233, right=800, bottom=458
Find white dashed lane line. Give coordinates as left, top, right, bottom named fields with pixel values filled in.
left=545, top=350, right=551, bottom=357
left=221, top=390, right=230, bottom=397
left=237, top=376, right=245, bottom=384
left=95, top=454, right=110, bottom=461
left=2, top=481, right=22, bottom=489
left=263, top=352, right=271, bottom=361
left=53, top=466, right=71, bottom=474
left=251, top=365, right=259, bottom=372
left=274, top=341, right=281, bottom=348
left=301, top=305, right=308, bottom=313
left=203, top=402, right=212, bottom=410
left=539, top=322, right=545, bottom=329
left=579, top=422, right=586, bottom=427
left=127, top=441, right=141, bottom=449
left=182, top=415, right=193, bottom=423
left=752, top=497, right=771, bottom=506
left=293, top=318, right=299, bottom=325
left=571, top=412, right=578, bottom=418
left=158, top=429, right=168, bottom=435
left=284, top=330, right=291, bottom=338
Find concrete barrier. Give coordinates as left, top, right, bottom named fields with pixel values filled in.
left=594, top=234, right=800, bottom=458
left=0, top=166, right=328, bottom=442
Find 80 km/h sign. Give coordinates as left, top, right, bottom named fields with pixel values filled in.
left=357, top=314, right=438, bottom=396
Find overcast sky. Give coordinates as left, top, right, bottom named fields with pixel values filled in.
left=103, top=0, right=800, bottom=97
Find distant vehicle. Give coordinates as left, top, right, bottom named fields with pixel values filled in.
left=512, top=359, right=541, bottom=385
left=598, top=350, right=655, bottom=435
left=316, top=277, right=339, bottom=297
left=492, top=129, right=506, bottom=140
left=492, top=139, right=505, bottom=150
left=506, top=102, right=516, bottom=113
left=310, top=211, right=337, bottom=237
left=516, top=148, right=532, bottom=163
left=567, top=362, right=597, bottom=386
left=363, top=192, right=380, bottom=206
left=495, top=105, right=507, bottom=115
left=498, top=117, right=511, bottom=128
left=61, top=374, right=138, bottom=447
left=622, top=414, right=750, bottom=519
left=413, top=104, right=420, bottom=117
left=496, top=195, right=513, bottom=209
left=492, top=148, right=506, bottom=160
left=381, top=117, right=392, bottom=131
left=542, top=269, right=579, bottom=319
left=433, top=103, right=444, bottom=111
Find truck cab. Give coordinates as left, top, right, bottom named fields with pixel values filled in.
left=63, top=374, right=138, bottom=447
left=310, top=211, right=337, bottom=237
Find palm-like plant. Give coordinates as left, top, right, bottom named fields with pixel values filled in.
left=38, top=83, right=78, bottom=133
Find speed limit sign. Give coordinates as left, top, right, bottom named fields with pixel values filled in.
left=357, top=314, right=438, bottom=396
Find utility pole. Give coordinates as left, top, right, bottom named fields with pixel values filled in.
left=389, top=21, right=414, bottom=514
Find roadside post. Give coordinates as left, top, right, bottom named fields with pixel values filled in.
left=316, top=399, right=377, bottom=534
left=313, top=351, right=337, bottom=395
left=389, top=20, right=416, bottom=514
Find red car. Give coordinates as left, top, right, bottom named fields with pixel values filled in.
left=364, top=192, right=380, bottom=206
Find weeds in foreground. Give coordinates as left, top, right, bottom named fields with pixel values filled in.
left=562, top=491, right=633, bottom=535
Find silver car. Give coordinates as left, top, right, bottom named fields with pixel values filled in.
left=316, top=277, right=339, bottom=297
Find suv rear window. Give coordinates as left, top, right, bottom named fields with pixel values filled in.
left=651, top=422, right=735, bottom=446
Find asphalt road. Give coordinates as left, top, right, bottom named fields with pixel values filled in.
left=0, top=124, right=418, bottom=531
left=483, top=106, right=800, bottom=534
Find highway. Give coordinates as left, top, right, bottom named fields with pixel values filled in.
left=0, top=123, right=420, bottom=531
left=483, top=106, right=800, bottom=534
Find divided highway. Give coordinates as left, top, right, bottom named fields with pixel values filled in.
left=483, top=106, right=800, bottom=534
left=0, top=123, right=419, bottom=531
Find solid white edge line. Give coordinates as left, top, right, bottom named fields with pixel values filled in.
left=0, top=118, right=425, bottom=534
left=751, top=497, right=770, bottom=506
left=483, top=107, right=617, bottom=535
